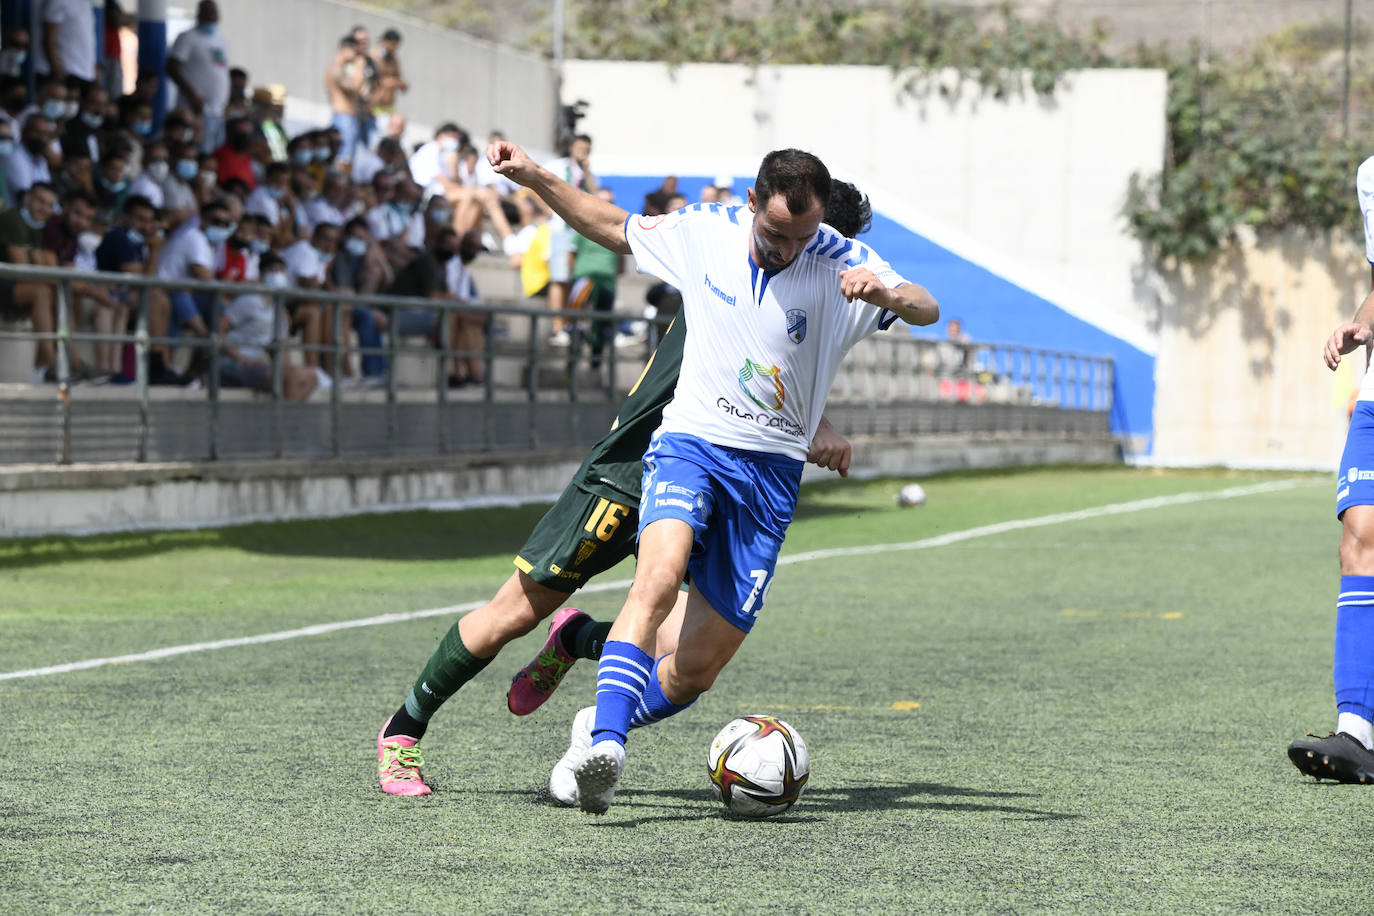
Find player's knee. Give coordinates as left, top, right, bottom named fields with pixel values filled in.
left=631, top=565, right=687, bottom=610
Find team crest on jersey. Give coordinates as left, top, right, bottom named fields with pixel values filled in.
left=637, top=214, right=667, bottom=231
left=738, top=359, right=785, bottom=410
left=785, top=309, right=807, bottom=343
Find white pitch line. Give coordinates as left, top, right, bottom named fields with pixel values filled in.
left=0, top=478, right=1315, bottom=682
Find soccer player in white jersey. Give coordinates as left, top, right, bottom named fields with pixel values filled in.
left=1289, top=155, right=1374, bottom=783
left=487, top=139, right=939, bottom=813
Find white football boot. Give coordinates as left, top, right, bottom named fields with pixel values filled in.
left=548, top=705, right=595, bottom=806
left=574, top=739, right=625, bottom=815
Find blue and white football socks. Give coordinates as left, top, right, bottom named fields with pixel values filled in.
left=629, top=655, right=695, bottom=729
left=1335, top=575, right=1374, bottom=750
left=591, top=640, right=653, bottom=747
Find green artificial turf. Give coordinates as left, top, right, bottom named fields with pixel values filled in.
left=0, top=466, right=1359, bottom=913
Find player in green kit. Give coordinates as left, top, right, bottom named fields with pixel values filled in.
left=374, top=181, right=874, bottom=796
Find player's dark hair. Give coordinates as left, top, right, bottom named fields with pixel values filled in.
left=824, top=180, right=872, bottom=238
left=754, top=149, right=830, bottom=215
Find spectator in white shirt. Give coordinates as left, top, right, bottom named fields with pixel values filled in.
left=218, top=251, right=322, bottom=399
left=160, top=141, right=203, bottom=230
left=166, top=1, right=230, bottom=154
left=157, top=197, right=233, bottom=340
left=6, top=115, right=55, bottom=194
left=33, top=0, right=96, bottom=89
left=305, top=169, right=350, bottom=232
left=128, top=139, right=169, bottom=209
left=280, top=222, right=339, bottom=368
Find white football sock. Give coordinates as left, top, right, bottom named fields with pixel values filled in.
left=1337, top=712, right=1373, bottom=749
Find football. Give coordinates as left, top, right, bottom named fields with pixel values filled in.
left=707, top=715, right=810, bottom=817
left=897, top=482, right=927, bottom=507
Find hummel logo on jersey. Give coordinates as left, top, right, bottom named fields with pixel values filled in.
left=704, top=274, right=737, bottom=307
left=785, top=308, right=807, bottom=343
left=1349, top=467, right=1374, bottom=482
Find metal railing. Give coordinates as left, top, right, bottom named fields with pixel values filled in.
left=0, top=262, right=640, bottom=464
left=0, top=262, right=1116, bottom=466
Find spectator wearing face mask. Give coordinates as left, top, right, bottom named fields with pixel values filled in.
left=61, top=83, right=106, bottom=164
left=18, top=77, right=71, bottom=134
left=217, top=251, right=321, bottom=399
left=41, top=186, right=121, bottom=379
left=156, top=197, right=229, bottom=343
left=129, top=139, right=169, bottom=208
left=6, top=116, right=55, bottom=195
left=0, top=183, right=61, bottom=380
left=92, top=148, right=132, bottom=223
left=95, top=193, right=182, bottom=382
left=280, top=221, right=339, bottom=370
left=160, top=141, right=201, bottom=230
left=407, top=123, right=465, bottom=199
left=330, top=216, right=389, bottom=381
left=244, top=161, right=294, bottom=246
left=166, top=1, right=230, bottom=154
left=0, top=29, right=30, bottom=82
left=33, top=0, right=97, bottom=93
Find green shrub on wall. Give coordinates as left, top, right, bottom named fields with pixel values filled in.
left=563, top=0, right=1369, bottom=264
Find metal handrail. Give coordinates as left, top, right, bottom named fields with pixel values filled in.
left=0, top=261, right=640, bottom=463
left=0, top=262, right=1117, bottom=465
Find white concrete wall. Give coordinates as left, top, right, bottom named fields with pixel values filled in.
left=563, top=61, right=1166, bottom=348
left=208, top=0, right=555, bottom=150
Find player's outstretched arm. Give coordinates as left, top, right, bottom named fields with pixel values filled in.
left=487, top=139, right=632, bottom=255
left=839, top=268, right=938, bottom=327
left=1326, top=285, right=1374, bottom=371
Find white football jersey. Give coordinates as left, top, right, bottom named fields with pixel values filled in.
left=1355, top=157, right=1374, bottom=402
left=625, top=202, right=907, bottom=460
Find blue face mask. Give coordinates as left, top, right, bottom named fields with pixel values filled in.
left=313, top=147, right=331, bottom=162
left=19, top=207, right=44, bottom=230
left=101, top=176, right=129, bottom=194
left=204, top=224, right=233, bottom=245
left=344, top=237, right=368, bottom=258
left=132, top=120, right=153, bottom=137
left=0, top=139, right=13, bottom=158
left=266, top=186, right=283, bottom=200
left=248, top=238, right=270, bottom=255
left=198, top=22, right=218, bottom=35
left=263, top=271, right=290, bottom=289
left=41, top=99, right=66, bottom=121
left=126, top=227, right=145, bottom=245
left=175, top=159, right=198, bottom=181
left=292, top=149, right=313, bottom=165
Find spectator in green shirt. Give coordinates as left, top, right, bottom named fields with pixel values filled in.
left=568, top=187, right=623, bottom=369
left=0, top=181, right=59, bottom=381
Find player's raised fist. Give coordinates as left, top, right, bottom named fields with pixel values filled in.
left=487, top=139, right=538, bottom=186
left=839, top=267, right=887, bottom=306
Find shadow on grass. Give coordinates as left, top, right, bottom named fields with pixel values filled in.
left=501, top=780, right=1078, bottom=826
left=1, top=494, right=882, bottom=569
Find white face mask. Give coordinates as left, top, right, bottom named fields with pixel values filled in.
left=144, top=160, right=170, bottom=183
left=262, top=271, right=290, bottom=289
left=78, top=231, right=101, bottom=253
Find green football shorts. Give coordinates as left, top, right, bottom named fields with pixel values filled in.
left=514, top=484, right=639, bottom=592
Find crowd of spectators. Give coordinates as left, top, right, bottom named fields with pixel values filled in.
left=0, top=0, right=728, bottom=397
